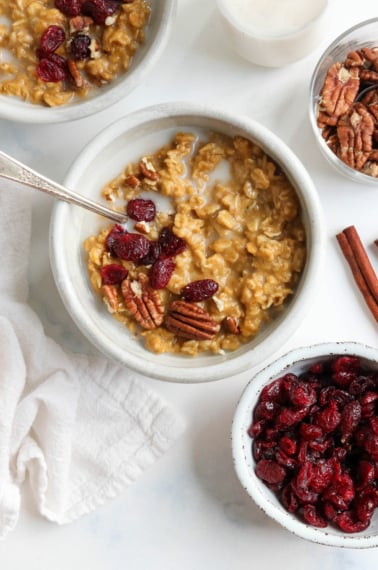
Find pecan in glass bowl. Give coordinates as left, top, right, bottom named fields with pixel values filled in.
left=232, top=341, right=378, bottom=547
left=309, top=18, right=378, bottom=184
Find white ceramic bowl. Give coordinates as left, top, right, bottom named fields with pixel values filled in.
left=217, top=0, right=329, bottom=67
left=49, top=102, right=325, bottom=383
left=0, top=0, right=176, bottom=124
left=232, top=341, right=378, bottom=548
left=309, top=18, right=378, bottom=184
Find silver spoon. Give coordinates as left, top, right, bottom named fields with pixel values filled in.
left=0, top=150, right=128, bottom=224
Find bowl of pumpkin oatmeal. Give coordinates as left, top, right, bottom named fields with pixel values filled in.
left=49, top=102, right=325, bottom=382
left=0, top=0, right=176, bottom=123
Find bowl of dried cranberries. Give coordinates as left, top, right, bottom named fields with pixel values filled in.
left=232, top=341, right=378, bottom=547
left=50, top=102, right=324, bottom=382
left=0, top=0, right=176, bottom=123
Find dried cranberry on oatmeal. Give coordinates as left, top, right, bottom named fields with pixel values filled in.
left=0, top=0, right=150, bottom=106
left=84, top=131, right=306, bottom=356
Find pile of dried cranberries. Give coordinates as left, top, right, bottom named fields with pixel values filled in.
left=249, top=355, right=378, bottom=533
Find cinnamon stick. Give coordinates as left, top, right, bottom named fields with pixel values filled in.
left=343, top=226, right=378, bottom=304
left=336, top=227, right=378, bottom=323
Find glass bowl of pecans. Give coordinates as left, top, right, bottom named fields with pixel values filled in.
left=0, top=0, right=176, bottom=123
left=309, top=18, right=378, bottom=184
left=232, top=341, right=378, bottom=547
left=49, top=102, right=325, bottom=382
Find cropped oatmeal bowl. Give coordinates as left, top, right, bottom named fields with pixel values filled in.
left=0, top=0, right=176, bottom=123
left=49, top=103, right=325, bottom=382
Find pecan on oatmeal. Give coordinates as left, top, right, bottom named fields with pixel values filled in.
left=0, top=0, right=150, bottom=107
left=84, top=131, right=306, bottom=356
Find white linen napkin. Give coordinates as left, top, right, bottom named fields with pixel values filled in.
left=0, top=183, right=184, bottom=538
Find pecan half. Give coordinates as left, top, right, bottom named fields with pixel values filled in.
left=69, top=15, right=93, bottom=33
left=68, top=59, right=85, bottom=89
left=165, top=300, right=220, bottom=341
left=320, top=62, right=360, bottom=118
left=337, top=103, right=375, bottom=170
left=345, top=50, right=365, bottom=69
left=125, top=174, right=141, bottom=188
left=139, top=157, right=159, bottom=181
left=361, top=47, right=378, bottom=71
left=121, top=273, right=164, bottom=329
left=222, top=316, right=240, bottom=335
left=359, top=69, right=378, bottom=82
left=103, top=284, right=119, bottom=312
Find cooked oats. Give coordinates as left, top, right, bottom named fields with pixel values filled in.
left=84, top=132, right=306, bottom=356
left=0, top=0, right=150, bottom=106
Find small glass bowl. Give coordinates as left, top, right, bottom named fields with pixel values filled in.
left=309, top=18, right=378, bottom=185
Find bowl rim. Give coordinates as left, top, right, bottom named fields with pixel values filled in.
left=309, top=17, right=378, bottom=185
left=231, top=340, right=378, bottom=548
left=0, top=0, right=177, bottom=124
left=49, top=101, right=325, bottom=382
left=217, top=0, right=328, bottom=41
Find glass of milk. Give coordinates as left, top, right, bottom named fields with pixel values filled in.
left=217, top=0, right=329, bottom=67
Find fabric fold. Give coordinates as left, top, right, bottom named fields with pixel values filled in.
left=0, top=184, right=184, bottom=538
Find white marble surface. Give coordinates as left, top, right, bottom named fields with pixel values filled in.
left=1, top=0, right=378, bottom=568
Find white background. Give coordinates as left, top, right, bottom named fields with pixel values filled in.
left=1, top=0, right=378, bottom=568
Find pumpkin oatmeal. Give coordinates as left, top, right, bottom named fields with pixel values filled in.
left=84, top=131, right=306, bottom=356
left=0, top=0, right=150, bottom=106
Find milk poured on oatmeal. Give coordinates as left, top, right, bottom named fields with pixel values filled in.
left=224, top=0, right=327, bottom=36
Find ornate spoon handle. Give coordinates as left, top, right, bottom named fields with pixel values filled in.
left=0, top=150, right=127, bottom=224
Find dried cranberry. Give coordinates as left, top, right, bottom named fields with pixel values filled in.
left=158, top=227, right=187, bottom=257
left=149, top=257, right=175, bottom=289
left=112, top=233, right=150, bottom=262
left=281, top=484, right=299, bottom=513
left=38, top=25, right=66, bottom=56
left=105, top=224, right=127, bottom=256
left=356, top=460, right=375, bottom=488
left=336, top=512, right=370, bottom=533
left=299, top=423, right=323, bottom=441
left=36, top=57, right=67, bottom=82
left=315, top=401, right=341, bottom=433
left=181, top=279, right=219, bottom=302
left=138, top=240, right=161, bottom=266
left=309, top=461, right=333, bottom=493
left=283, top=377, right=317, bottom=408
left=302, top=505, right=327, bottom=528
left=278, top=436, right=297, bottom=456
left=332, top=355, right=360, bottom=387
left=55, top=0, right=82, bottom=16
left=70, top=34, right=92, bottom=60
left=339, top=400, right=362, bottom=436
left=100, top=263, right=127, bottom=285
left=127, top=198, right=156, bottom=222
left=255, top=459, right=286, bottom=485
left=254, top=400, right=279, bottom=421
left=277, top=407, right=308, bottom=428
left=260, top=378, right=284, bottom=403
left=81, top=0, right=119, bottom=24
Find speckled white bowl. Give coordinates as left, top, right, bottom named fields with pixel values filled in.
left=0, top=0, right=176, bottom=123
left=49, top=102, right=325, bottom=383
left=232, top=341, right=378, bottom=548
